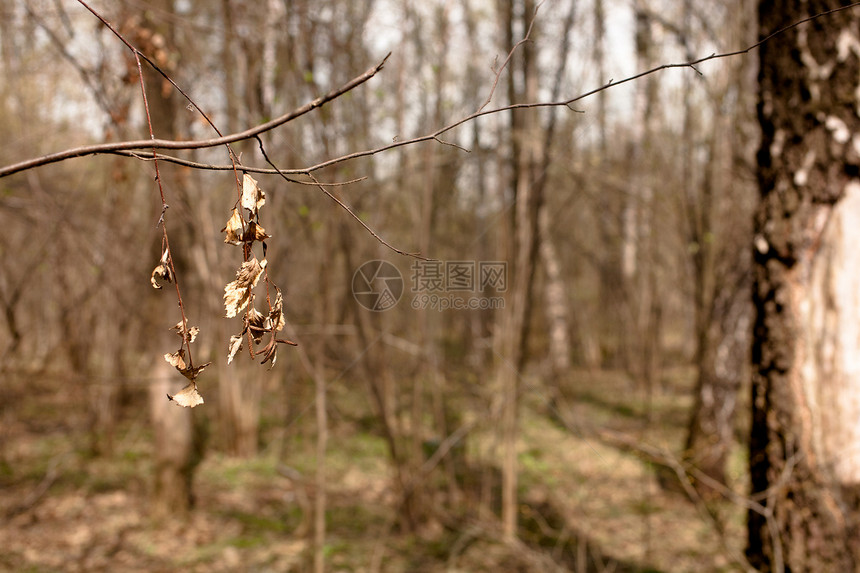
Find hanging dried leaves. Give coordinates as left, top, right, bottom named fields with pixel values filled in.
left=222, top=208, right=245, bottom=246
left=247, top=307, right=268, bottom=344
left=220, top=173, right=296, bottom=369
left=241, top=173, right=266, bottom=217
left=163, top=322, right=210, bottom=407
left=167, top=382, right=204, bottom=408
left=164, top=347, right=211, bottom=382
left=222, top=208, right=271, bottom=247
left=227, top=334, right=243, bottom=364
left=150, top=248, right=174, bottom=289
left=224, top=257, right=264, bottom=318
left=170, top=320, right=199, bottom=344
left=226, top=285, right=297, bottom=368
left=269, top=290, right=285, bottom=333
left=164, top=348, right=187, bottom=370
left=149, top=167, right=295, bottom=405
left=247, top=221, right=270, bottom=242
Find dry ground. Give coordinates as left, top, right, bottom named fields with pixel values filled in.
left=0, top=368, right=749, bottom=572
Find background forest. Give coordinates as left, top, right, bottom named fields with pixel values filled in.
left=1, top=0, right=858, bottom=571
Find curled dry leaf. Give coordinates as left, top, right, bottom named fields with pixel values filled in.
left=224, top=258, right=263, bottom=318
left=150, top=248, right=174, bottom=289
left=227, top=334, right=243, bottom=364
left=247, top=221, right=271, bottom=242
left=222, top=208, right=244, bottom=246
left=179, top=361, right=211, bottom=381
left=171, top=321, right=199, bottom=344
left=258, top=335, right=279, bottom=367
left=222, top=209, right=271, bottom=246
left=165, top=348, right=210, bottom=380
left=257, top=335, right=299, bottom=368
left=241, top=173, right=266, bottom=216
left=247, top=307, right=267, bottom=344
left=167, top=381, right=204, bottom=408
left=164, top=348, right=187, bottom=370
left=269, top=289, right=285, bottom=332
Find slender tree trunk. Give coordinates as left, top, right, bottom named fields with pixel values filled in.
left=497, top=0, right=542, bottom=540
left=748, top=1, right=860, bottom=569
left=149, top=360, right=194, bottom=518
left=131, top=1, right=200, bottom=517
left=539, top=205, right=572, bottom=382
left=313, top=361, right=327, bottom=573
left=591, top=0, right=624, bottom=369
left=624, top=0, right=660, bottom=383
left=680, top=0, right=756, bottom=492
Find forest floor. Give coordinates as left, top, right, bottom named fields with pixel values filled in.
left=0, top=368, right=749, bottom=572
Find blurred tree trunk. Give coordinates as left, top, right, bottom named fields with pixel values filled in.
left=625, top=0, right=662, bottom=386
left=748, top=1, right=860, bottom=569
left=149, top=360, right=197, bottom=518
left=497, top=0, right=542, bottom=540
left=537, top=0, right=578, bottom=390
left=682, top=122, right=749, bottom=490
left=539, top=207, right=572, bottom=383
left=591, top=0, right=624, bottom=369
left=681, top=0, right=754, bottom=492
left=131, top=1, right=201, bottom=517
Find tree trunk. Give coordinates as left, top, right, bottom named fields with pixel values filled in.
left=132, top=1, right=202, bottom=518
left=149, top=360, right=195, bottom=518
left=538, top=205, right=572, bottom=382
left=624, top=0, right=661, bottom=385
left=748, top=1, right=860, bottom=569
left=678, top=0, right=758, bottom=494
left=497, top=0, right=542, bottom=540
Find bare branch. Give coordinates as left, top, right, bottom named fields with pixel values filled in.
left=2, top=2, right=857, bottom=181
left=255, top=136, right=428, bottom=260
left=116, top=150, right=366, bottom=185
left=0, top=52, right=391, bottom=177
left=478, top=0, right=543, bottom=113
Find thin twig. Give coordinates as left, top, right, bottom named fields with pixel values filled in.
left=255, top=137, right=427, bottom=260
left=478, top=0, right=544, bottom=113
left=3, top=4, right=856, bottom=179
left=116, top=150, right=366, bottom=184
left=0, top=51, right=391, bottom=177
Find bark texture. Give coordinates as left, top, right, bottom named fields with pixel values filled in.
left=748, top=1, right=860, bottom=570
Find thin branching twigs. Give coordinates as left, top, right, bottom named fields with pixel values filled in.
left=0, top=51, right=391, bottom=178
left=2, top=3, right=857, bottom=180
left=254, top=137, right=427, bottom=259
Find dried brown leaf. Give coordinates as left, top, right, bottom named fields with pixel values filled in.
left=222, top=208, right=244, bottom=246
left=224, top=258, right=263, bottom=318
left=241, top=173, right=265, bottom=216
left=164, top=348, right=186, bottom=370
left=269, top=289, right=285, bottom=332
left=258, top=336, right=278, bottom=367
left=178, top=361, right=211, bottom=381
left=150, top=249, right=174, bottom=289
left=167, top=382, right=204, bottom=408
left=165, top=348, right=210, bottom=380
left=247, top=307, right=267, bottom=344
left=227, top=334, right=243, bottom=364
left=171, top=321, right=199, bottom=344
left=248, top=221, right=271, bottom=242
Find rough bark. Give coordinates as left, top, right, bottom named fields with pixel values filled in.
left=748, top=1, right=860, bottom=570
